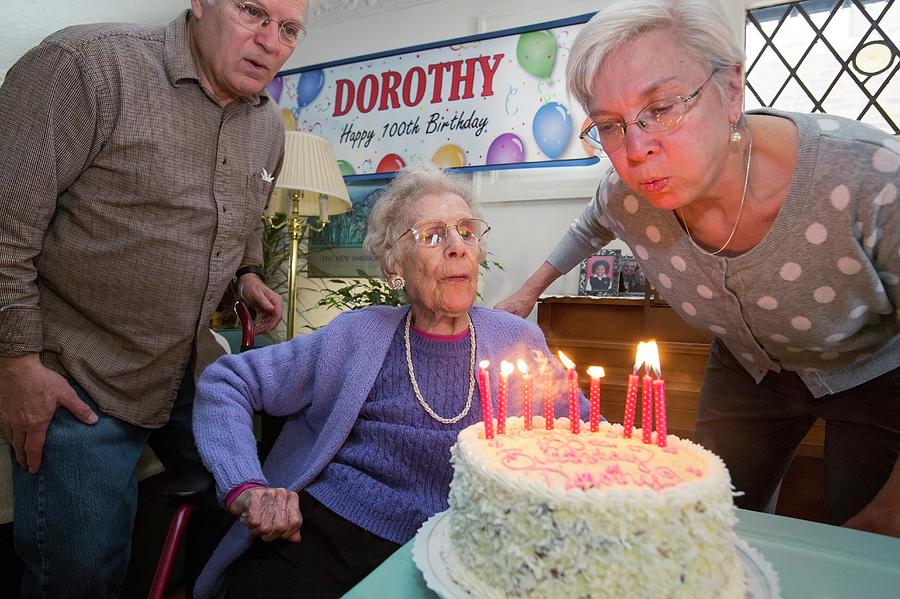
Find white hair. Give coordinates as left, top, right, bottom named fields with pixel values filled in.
left=363, top=164, right=483, bottom=275
left=566, top=0, right=745, bottom=112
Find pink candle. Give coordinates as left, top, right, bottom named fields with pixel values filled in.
left=478, top=360, right=494, bottom=439
left=623, top=374, right=638, bottom=438
left=517, top=359, right=533, bottom=431
left=641, top=373, right=653, bottom=444
left=558, top=352, right=579, bottom=434
left=586, top=366, right=604, bottom=432
left=497, top=361, right=514, bottom=435
left=542, top=367, right=554, bottom=430
left=653, top=377, right=667, bottom=447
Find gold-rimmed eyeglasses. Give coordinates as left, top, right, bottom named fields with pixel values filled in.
left=580, top=70, right=719, bottom=154
left=394, top=218, right=491, bottom=248
left=229, top=0, right=307, bottom=47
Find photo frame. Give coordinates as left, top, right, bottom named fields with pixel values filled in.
left=617, top=256, right=647, bottom=297
left=578, top=249, right=621, bottom=296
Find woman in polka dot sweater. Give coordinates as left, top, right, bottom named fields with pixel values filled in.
left=498, top=0, right=899, bottom=537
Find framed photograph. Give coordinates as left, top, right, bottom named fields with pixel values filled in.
left=578, top=249, right=621, bottom=296
left=617, top=256, right=647, bottom=296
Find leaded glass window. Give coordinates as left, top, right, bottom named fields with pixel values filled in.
left=745, top=0, right=899, bottom=133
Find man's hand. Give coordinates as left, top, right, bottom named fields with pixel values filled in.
left=237, top=273, right=283, bottom=334
left=230, top=486, right=302, bottom=542
left=0, top=354, right=97, bottom=473
left=843, top=457, right=900, bottom=538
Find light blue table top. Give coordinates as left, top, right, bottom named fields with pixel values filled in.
left=344, top=509, right=900, bottom=599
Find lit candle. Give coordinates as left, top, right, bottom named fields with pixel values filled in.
left=478, top=360, right=494, bottom=439
left=542, top=366, right=554, bottom=430
left=517, top=359, right=533, bottom=431
left=623, top=342, right=645, bottom=439
left=641, top=368, right=653, bottom=444
left=498, top=360, right=514, bottom=434
left=586, top=366, right=605, bottom=433
left=558, top=351, right=579, bottom=434
left=647, top=342, right=668, bottom=447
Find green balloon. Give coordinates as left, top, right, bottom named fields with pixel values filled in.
left=516, top=30, right=557, bottom=79
left=337, top=160, right=356, bottom=176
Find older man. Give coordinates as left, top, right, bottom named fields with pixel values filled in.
left=0, top=0, right=306, bottom=596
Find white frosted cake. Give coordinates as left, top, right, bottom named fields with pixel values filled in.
left=445, top=417, right=745, bottom=598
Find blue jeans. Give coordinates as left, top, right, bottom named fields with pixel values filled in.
left=13, top=370, right=204, bottom=599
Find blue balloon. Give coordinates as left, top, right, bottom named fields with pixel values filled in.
left=532, top=101, right=572, bottom=159
left=297, top=69, right=325, bottom=108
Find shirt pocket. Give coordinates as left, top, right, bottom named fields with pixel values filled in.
left=241, top=174, right=271, bottom=237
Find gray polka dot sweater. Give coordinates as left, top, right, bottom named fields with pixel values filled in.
left=548, top=109, right=899, bottom=398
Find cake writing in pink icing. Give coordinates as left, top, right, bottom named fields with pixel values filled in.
left=494, top=434, right=704, bottom=491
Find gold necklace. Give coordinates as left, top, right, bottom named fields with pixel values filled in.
left=679, top=132, right=753, bottom=257
left=404, top=312, right=475, bottom=424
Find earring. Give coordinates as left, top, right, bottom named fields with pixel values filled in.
left=389, top=275, right=405, bottom=290
left=729, top=122, right=742, bottom=144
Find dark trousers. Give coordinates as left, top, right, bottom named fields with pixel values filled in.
left=225, top=492, right=401, bottom=599
left=694, top=339, right=900, bottom=524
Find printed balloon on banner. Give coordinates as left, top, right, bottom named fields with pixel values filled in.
left=580, top=117, right=598, bottom=157
left=431, top=144, right=466, bottom=168
left=532, top=101, right=572, bottom=159
left=485, top=133, right=525, bottom=165
left=516, top=30, right=557, bottom=79
left=376, top=153, right=406, bottom=173
left=266, top=78, right=283, bottom=103
left=337, top=160, right=356, bottom=176
left=297, top=69, right=325, bottom=108
left=281, top=108, right=297, bottom=131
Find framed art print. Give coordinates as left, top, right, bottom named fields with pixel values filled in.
left=578, top=249, right=621, bottom=296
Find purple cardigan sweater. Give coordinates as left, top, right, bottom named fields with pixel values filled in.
left=192, top=305, right=578, bottom=598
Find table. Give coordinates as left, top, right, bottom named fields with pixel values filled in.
left=344, top=509, right=900, bottom=598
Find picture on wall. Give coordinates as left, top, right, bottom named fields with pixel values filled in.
left=307, top=178, right=390, bottom=277
left=578, top=249, right=621, bottom=296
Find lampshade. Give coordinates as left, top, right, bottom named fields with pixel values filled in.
left=268, top=131, right=351, bottom=219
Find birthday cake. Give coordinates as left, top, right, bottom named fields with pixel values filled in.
left=444, top=417, right=745, bottom=598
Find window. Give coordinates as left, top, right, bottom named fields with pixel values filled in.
left=745, top=0, right=899, bottom=133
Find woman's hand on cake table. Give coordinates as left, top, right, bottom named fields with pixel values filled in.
left=230, top=486, right=303, bottom=542
left=843, top=457, right=900, bottom=538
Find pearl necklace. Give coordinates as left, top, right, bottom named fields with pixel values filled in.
left=404, top=312, right=475, bottom=424
left=679, top=132, right=753, bottom=257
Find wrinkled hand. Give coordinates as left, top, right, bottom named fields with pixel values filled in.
left=494, top=288, right=539, bottom=319
left=230, top=486, right=302, bottom=542
left=843, top=459, right=900, bottom=538
left=237, top=274, right=283, bottom=334
left=0, top=354, right=97, bottom=473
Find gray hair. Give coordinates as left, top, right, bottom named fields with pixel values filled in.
left=567, top=0, right=745, bottom=112
left=363, top=164, right=482, bottom=275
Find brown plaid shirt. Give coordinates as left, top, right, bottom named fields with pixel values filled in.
left=0, top=11, right=284, bottom=426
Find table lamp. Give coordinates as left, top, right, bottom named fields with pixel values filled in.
left=267, top=131, right=351, bottom=338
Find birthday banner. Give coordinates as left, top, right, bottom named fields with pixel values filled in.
left=268, top=14, right=598, bottom=178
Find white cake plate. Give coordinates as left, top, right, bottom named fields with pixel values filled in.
left=413, top=510, right=780, bottom=599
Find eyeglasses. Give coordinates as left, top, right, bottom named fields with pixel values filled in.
left=394, top=218, right=491, bottom=248
left=580, top=70, right=718, bottom=154
left=229, top=0, right=307, bottom=47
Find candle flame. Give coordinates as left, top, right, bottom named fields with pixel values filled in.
left=586, top=366, right=605, bottom=378
left=646, top=340, right=662, bottom=376
left=632, top=341, right=647, bottom=372
left=557, top=351, right=575, bottom=370
left=516, top=359, right=529, bottom=375
left=479, top=359, right=490, bottom=369
left=500, top=360, right=515, bottom=376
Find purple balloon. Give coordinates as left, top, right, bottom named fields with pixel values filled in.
left=266, top=78, right=283, bottom=103
left=485, top=133, right=525, bottom=165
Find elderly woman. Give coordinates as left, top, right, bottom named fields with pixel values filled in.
left=498, top=0, right=899, bottom=536
left=192, top=164, right=582, bottom=598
